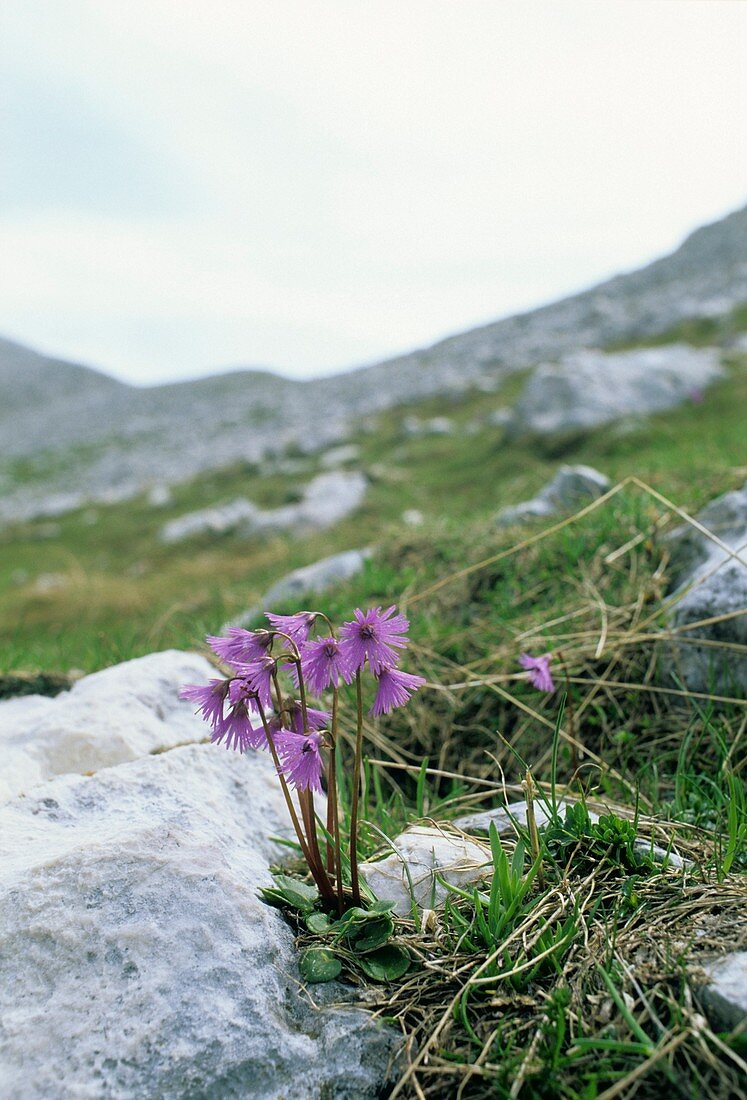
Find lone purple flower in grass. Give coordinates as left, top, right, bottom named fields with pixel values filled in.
left=520, top=652, right=555, bottom=693
left=370, top=666, right=427, bottom=716
left=340, top=605, right=410, bottom=673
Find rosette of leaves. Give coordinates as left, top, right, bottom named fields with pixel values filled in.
left=261, top=876, right=411, bottom=984
left=541, top=803, right=655, bottom=876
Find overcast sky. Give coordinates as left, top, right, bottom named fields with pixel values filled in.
left=1, top=1, right=745, bottom=384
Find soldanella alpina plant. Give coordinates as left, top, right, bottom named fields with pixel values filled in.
left=181, top=605, right=425, bottom=913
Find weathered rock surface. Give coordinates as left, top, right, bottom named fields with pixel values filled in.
left=664, top=481, right=747, bottom=695
left=507, top=345, right=723, bottom=438
left=700, top=952, right=747, bottom=1031
left=361, top=826, right=490, bottom=916
left=496, top=464, right=611, bottom=526
left=160, top=470, right=367, bottom=544
left=0, top=745, right=400, bottom=1098
left=229, top=547, right=373, bottom=629
left=0, top=650, right=214, bottom=804
left=319, top=443, right=361, bottom=468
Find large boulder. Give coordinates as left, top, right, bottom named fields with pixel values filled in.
left=664, top=481, right=747, bottom=695
left=496, top=464, right=610, bottom=526
left=229, top=548, right=372, bottom=629
left=0, top=650, right=214, bottom=803
left=0, top=744, right=400, bottom=1098
left=507, top=345, right=722, bottom=438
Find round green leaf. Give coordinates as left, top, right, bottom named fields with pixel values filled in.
left=299, top=948, right=342, bottom=984
left=358, top=944, right=411, bottom=982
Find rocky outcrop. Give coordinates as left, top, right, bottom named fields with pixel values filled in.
left=664, top=481, right=747, bottom=695
left=0, top=650, right=214, bottom=803
left=0, top=650, right=401, bottom=1098
left=160, top=470, right=367, bottom=544
left=0, top=745, right=400, bottom=1098
left=506, top=345, right=723, bottom=439
left=496, top=465, right=611, bottom=526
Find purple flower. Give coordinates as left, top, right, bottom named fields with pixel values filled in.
left=265, top=611, right=316, bottom=643
left=268, top=699, right=330, bottom=738
left=340, top=605, right=410, bottom=674
left=180, top=679, right=230, bottom=730
left=520, top=652, right=555, bottom=693
left=234, top=655, right=276, bottom=709
left=274, top=730, right=325, bottom=792
left=299, top=636, right=352, bottom=694
left=369, top=666, right=426, bottom=716
left=213, top=701, right=266, bottom=752
left=207, top=628, right=272, bottom=667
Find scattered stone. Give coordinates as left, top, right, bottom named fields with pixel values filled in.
left=402, top=509, right=424, bottom=527
left=507, top=345, right=723, bottom=438
left=33, top=572, right=69, bottom=594
left=319, top=444, right=360, bottom=469
left=487, top=406, right=512, bottom=428
left=228, top=548, right=373, bottom=629
left=0, top=745, right=400, bottom=1098
left=147, top=483, right=172, bottom=507
left=403, top=416, right=454, bottom=437
left=496, top=465, right=611, bottom=526
left=700, top=952, right=747, bottom=1031
left=663, top=481, right=747, bottom=695
left=160, top=471, right=367, bottom=544
left=0, top=650, right=215, bottom=803
left=361, top=826, right=490, bottom=916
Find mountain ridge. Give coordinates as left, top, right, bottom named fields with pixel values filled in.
left=1, top=202, right=746, bottom=522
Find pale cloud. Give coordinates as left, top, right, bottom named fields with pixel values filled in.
left=0, top=0, right=745, bottom=382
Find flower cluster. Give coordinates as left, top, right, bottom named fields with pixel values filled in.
left=181, top=605, right=426, bottom=908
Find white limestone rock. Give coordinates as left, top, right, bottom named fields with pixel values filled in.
left=0, top=650, right=214, bottom=803
left=507, top=345, right=723, bottom=438
left=229, top=547, right=372, bottom=630
left=664, top=481, right=747, bottom=695
left=496, top=465, right=610, bottom=527
left=0, top=745, right=400, bottom=1099
left=361, top=826, right=490, bottom=916
left=160, top=471, right=367, bottom=544
left=700, top=952, right=747, bottom=1031
left=319, top=444, right=361, bottom=469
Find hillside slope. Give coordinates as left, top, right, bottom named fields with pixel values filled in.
left=1, top=203, right=745, bottom=522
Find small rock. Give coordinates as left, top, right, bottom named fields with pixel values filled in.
left=402, top=416, right=454, bottom=437
left=147, top=484, right=172, bottom=507
left=160, top=471, right=367, bottom=544
left=361, top=826, right=490, bottom=916
left=507, top=345, right=723, bottom=438
left=319, top=444, right=360, bottom=469
left=496, top=465, right=610, bottom=526
left=488, top=406, right=512, bottom=428
left=456, top=800, right=686, bottom=868
left=402, top=509, right=424, bottom=527
left=229, top=548, right=373, bottom=629
left=700, top=951, right=747, bottom=1031
left=33, top=572, right=68, bottom=594
left=664, top=481, right=747, bottom=695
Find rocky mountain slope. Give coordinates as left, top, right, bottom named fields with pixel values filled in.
left=1, top=204, right=746, bottom=522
